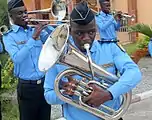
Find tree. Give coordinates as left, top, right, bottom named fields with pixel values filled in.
left=0, top=0, right=9, bottom=27
left=129, top=23, right=152, bottom=38
left=128, top=23, right=152, bottom=63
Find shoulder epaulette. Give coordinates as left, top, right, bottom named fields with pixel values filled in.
left=3, top=29, right=13, bottom=35
left=116, top=42, right=126, bottom=52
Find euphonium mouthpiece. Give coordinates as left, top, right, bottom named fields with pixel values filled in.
left=84, top=43, right=90, bottom=50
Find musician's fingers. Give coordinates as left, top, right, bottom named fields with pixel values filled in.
left=82, top=94, right=92, bottom=103
left=61, top=82, right=69, bottom=88
left=63, top=88, right=75, bottom=96
left=31, top=21, right=39, bottom=25
left=67, top=76, right=73, bottom=82
left=86, top=99, right=97, bottom=107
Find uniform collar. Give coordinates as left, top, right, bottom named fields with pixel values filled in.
left=11, top=24, right=32, bottom=32
left=100, top=11, right=106, bottom=17
left=99, top=11, right=111, bottom=17
left=90, top=40, right=97, bottom=53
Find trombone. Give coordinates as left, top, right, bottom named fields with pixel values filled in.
left=27, top=0, right=68, bottom=21
left=26, top=0, right=70, bottom=27
left=26, top=0, right=100, bottom=25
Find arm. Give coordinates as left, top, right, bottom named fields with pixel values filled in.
left=3, top=35, right=35, bottom=64
left=0, top=41, right=3, bottom=53
left=108, top=43, right=142, bottom=99
left=44, top=65, right=65, bottom=105
left=95, top=16, right=114, bottom=31
left=113, top=20, right=121, bottom=31
left=148, top=40, right=152, bottom=57
left=113, top=11, right=123, bottom=30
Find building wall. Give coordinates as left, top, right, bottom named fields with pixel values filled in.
left=111, top=0, right=132, bottom=44
left=137, top=0, right=152, bottom=25
left=23, top=0, right=139, bottom=44
left=24, top=0, right=41, bottom=18
left=40, top=0, right=51, bottom=9
left=111, top=0, right=128, bottom=13
left=24, top=0, right=36, bottom=11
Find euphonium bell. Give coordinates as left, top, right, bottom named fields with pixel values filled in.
left=38, top=24, right=132, bottom=120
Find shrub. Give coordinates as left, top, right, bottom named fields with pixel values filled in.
left=136, top=35, right=149, bottom=49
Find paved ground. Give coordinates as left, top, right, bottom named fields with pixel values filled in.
left=123, top=57, right=152, bottom=120
left=51, top=56, right=152, bottom=120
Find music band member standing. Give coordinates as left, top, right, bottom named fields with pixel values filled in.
left=3, top=0, right=54, bottom=120
left=95, top=0, right=122, bottom=42
left=44, top=1, right=142, bottom=120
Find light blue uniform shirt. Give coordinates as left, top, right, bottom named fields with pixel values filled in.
left=95, top=11, right=121, bottom=41
left=148, top=39, right=152, bottom=57
left=0, top=41, right=3, bottom=53
left=44, top=39, right=142, bottom=120
left=3, top=24, right=54, bottom=80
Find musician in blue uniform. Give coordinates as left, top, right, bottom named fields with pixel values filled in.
left=148, top=38, right=152, bottom=57
left=95, top=0, right=122, bottom=42
left=44, top=1, right=142, bottom=120
left=2, top=0, right=54, bottom=120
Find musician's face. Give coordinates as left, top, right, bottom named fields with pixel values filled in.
left=100, top=1, right=111, bottom=14
left=9, top=6, right=28, bottom=28
left=70, top=19, right=96, bottom=52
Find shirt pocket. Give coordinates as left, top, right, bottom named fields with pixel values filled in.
left=15, top=40, right=27, bottom=49
left=34, top=40, right=43, bottom=56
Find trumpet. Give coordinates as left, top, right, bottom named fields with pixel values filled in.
left=38, top=24, right=132, bottom=120
left=0, top=25, right=8, bottom=35
left=111, top=10, right=136, bottom=21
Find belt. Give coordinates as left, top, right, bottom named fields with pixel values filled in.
left=19, top=77, right=44, bottom=85
left=100, top=38, right=119, bottom=42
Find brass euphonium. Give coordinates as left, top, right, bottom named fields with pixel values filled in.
left=38, top=24, right=132, bottom=120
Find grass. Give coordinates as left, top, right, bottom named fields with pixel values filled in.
left=0, top=53, right=19, bottom=120
left=123, top=42, right=138, bottom=55
left=2, top=100, right=19, bottom=120
left=0, top=53, right=9, bottom=66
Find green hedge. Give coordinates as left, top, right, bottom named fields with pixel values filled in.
left=0, top=0, right=9, bottom=27
left=0, top=53, right=17, bottom=93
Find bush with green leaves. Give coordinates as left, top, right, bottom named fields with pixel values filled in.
left=2, top=100, right=19, bottom=120
left=136, top=35, right=149, bottom=49
left=0, top=53, right=17, bottom=93
left=129, top=23, right=152, bottom=49
left=129, top=23, right=152, bottom=38
left=0, top=0, right=9, bottom=27
left=1, top=57, right=17, bottom=90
